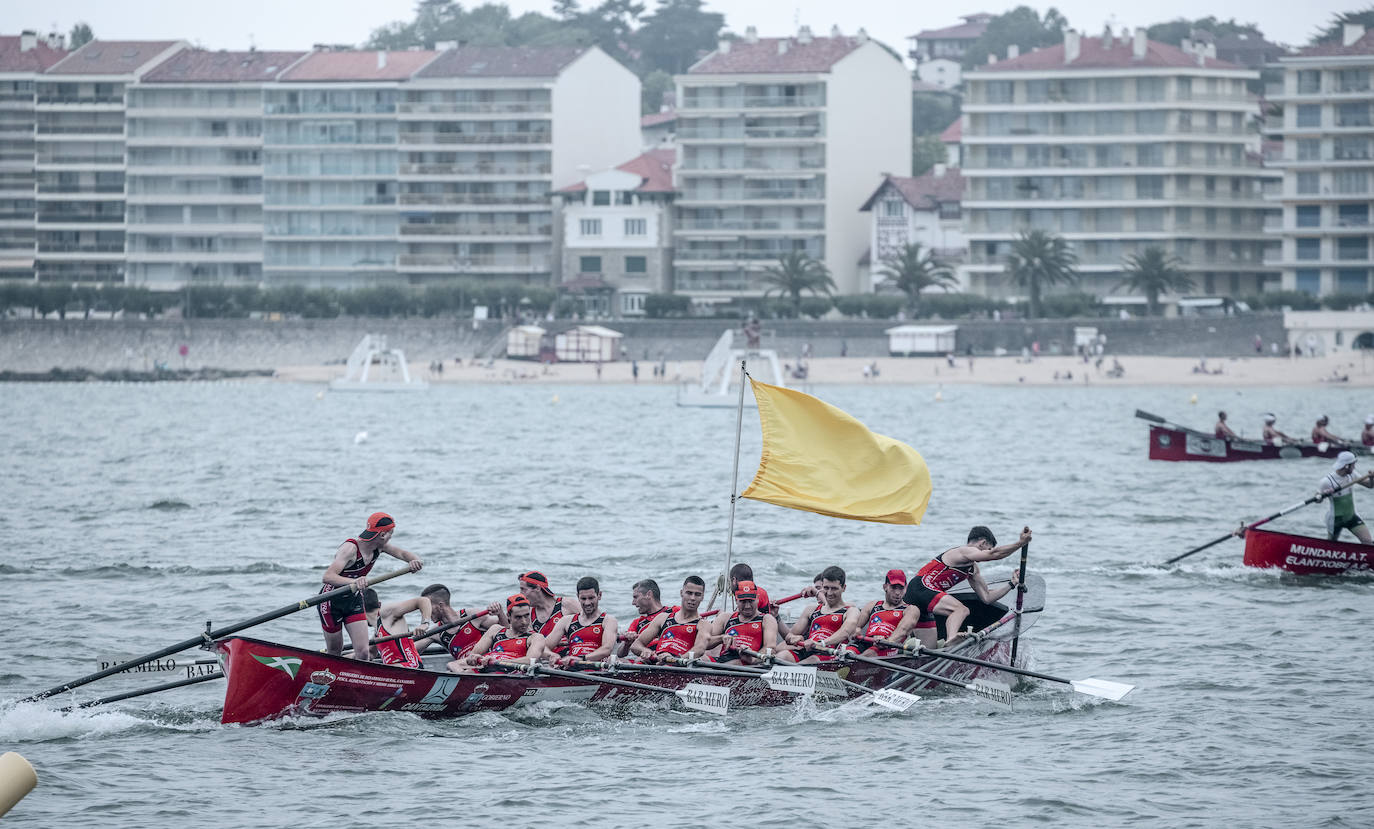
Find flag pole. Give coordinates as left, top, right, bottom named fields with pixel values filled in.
left=720, top=359, right=748, bottom=614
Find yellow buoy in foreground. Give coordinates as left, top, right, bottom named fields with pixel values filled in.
left=552, top=394, right=559, bottom=404
left=0, top=752, right=37, bottom=818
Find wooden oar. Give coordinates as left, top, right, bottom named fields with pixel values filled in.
left=22, top=565, right=415, bottom=702
left=809, top=644, right=1012, bottom=706
left=498, top=661, right=730, bottom=714
left=63, top=671, right=225, bottom=711
left=1160, top=479, right=1367, bottom=565
left=859, top=636, right=1135, bottom=701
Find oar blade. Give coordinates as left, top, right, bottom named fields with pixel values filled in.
left=870, top=688, right=921, bottom=711
left=813, top=671, right=849, bottom=699
left=761, top=664, right=816, bottom=695
left=1070, top=677, right=1135, bottom=701
left=1134, top=409, right=1166, bottom=423
left=675, top=682, right=730, bottom=715
left=971, top=679, right=1014, bottom=707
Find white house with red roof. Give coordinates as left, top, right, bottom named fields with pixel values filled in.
left=1265, top=23, right=1374, bottom=298
left=859, top=166, right=967, bottom=292
left=553, top=148, right=675, bottom=316
left=961, top=29, right=1278, bottom=308
left=673, top=25, right=911, bottom=304
left=0, top=31, right=67, bottom=280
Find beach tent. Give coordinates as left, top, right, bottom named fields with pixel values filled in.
left=885, top=324, right=957, bottom=356
left=555, top=325, right=623, bottom=362
left=507, top=325, right=546, bottom=359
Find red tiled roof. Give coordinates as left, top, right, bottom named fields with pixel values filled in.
left=977, top=37, right=1240, bottom=71
left=142, top=50, right=306, bottom=83
left=939, top=119, right=962, bottom=142
left=689, top=35, right=866, bottom=74
left=0, top=36, right=66, bottom=72
left=641, top=109, right=676, bottom=127
left=860, top=169, right=964, bottom=212
left=1294, top=30, right=1374, bottom=58
left=46, top=40, right=183, bottom=75
left=559, top=148, right=676, bottom=193
left=278, top=50, right=438, bottom=82
left=416, top=46, right=585, bottom=78
left=910, top=17, right=991, bottom=42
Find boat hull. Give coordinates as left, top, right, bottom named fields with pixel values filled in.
left=1243, top=527, right=1374, bottom=575
left=1147, top=425, right=1368, bottom=462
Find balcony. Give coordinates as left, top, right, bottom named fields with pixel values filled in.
left=398, top=132, right=550, bottom=145
left=397, top=193, right=546, bottom=206
left=397, top=163, right=551, bottom=176
left=397, top=253, right=550, bottom=270
left=36, top=125, right=124, bottom=135
left=744, top=96, right=824, bottom=109
left=675, top=275, right=759, bottom=291
left=38, top=243, right=124, bottom=254
left=265, top=103, right=396, bottom=115
left=677, top=249, right=822, bottom=262
left=399, top=223, right=551, bottom=237
left=396, top=102, right=550, bottom=114
left=36, top=96, right=122, bottom=106
left=676, top=219, right=824, bottom=232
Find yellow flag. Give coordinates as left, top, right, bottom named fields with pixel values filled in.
left=741, top=379, right=932, bottom=524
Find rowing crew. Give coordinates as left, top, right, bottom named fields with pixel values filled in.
left=319, top=512, right=1032, bottom=671
left=1217, top=411, right=1374, bottom=448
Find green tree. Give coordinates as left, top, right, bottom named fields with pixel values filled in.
left=962, top=6, right=1068, bottom=68
left=911, top=133, right=947, bottom=175
left=1117, top=246, right=1194, bottom=317
left=877, top=242, right=957, bottom=316
left=632, top=0, right=725, bottom=75
left=644, top=292, right=690, bottom=317
left=1146, top=16, right=1264, bottom=45
left=69, top=22, right=94, bottom=49
left=36, top=283, right=73, bottom=319
left=1005, top=230, right=1079, bottom=319
left=760, top=252, right=835, bottom=317
left=912, top=89, right=959, bottom=135
left=1312, top=8, right=1374, bottom=44
left=642, top=69, right=673, bottom=114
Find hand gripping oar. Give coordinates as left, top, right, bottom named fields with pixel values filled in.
left=735, top=648, right=920, bottom=711
left=498, top=661, right=730, bottom=715
left=1160, top=477, right=1371, bottom=566
left=21, top=565, right=416, bottom=703
left=810, top=645, right=1013, bottom=707
left=348, top=609, right=490, bottom=653
left=860, top=637, right=1135, bottom=702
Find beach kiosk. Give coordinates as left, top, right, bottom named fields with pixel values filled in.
left=506, top=325, right=546, bottom=359
left=885, top=324, right=958, bottom=357
left=555, top=325, right=622, bottom=363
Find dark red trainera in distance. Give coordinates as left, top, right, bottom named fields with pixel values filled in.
left=1243, top=527, right=1374, bottom=575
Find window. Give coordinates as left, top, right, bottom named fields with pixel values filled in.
left=1297, top=70, right=1321, bottom=95
left=1136, top=176, right=1164, bottom=199
left=579, top=218, right=601, bottom=237
left=1136, top=144, right=1164, bottom=166
left=1338, top=237, right=1368, bottom=260
left=1296, top=205, right=1321, bottom=227
left=1296, top=238, right=1321, bottom=261
left=624, top=255, right=647, bottom=273
left=985, top=81, right=1013, bottom=103
left=1297, top=139, right=1321, bottom=161
left=591, top=190, right=611, bottom=206
left=1295, top=268, right=1320, bottom=295
left=1338, top=268, right=1369, bottom=292
left=1334, top=170, right=1368, bottom=194
left=1296, top=172, right=1320, bottom=194
left=883, top=200, right=904, bottom=217
left=1337, top=69, right=1370, bottom=93
left=621, top=293, right=645, bottom=314
left=1335, top=137, right=1370, bottom=160
left=579, top=255, right=602, bottom=273
left=1136, top=208, right=1164, bottom=231
left=624, top=218, right=647, bottom=236
left=1136, top=77, right=1165, bottom=102
left=1339, top=204, right=1368, bottom=226
left=1296, top=105, right=1321, bottom=128
left=1095, top=78, right=1123, bottom=102
left=1338, top=103, right=1371, bottom=127
left=987, top=146, right=1013, bottom=168
left=1135, top=111, right=1166, bottom=134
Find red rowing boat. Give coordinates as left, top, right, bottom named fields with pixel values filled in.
left=1143, top=422, right=1369, bottom=463
left=1243, top=527, right=1374, bottom=575
left=213, top=576, right=1045, bottom=724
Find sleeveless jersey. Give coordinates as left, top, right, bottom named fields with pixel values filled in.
left=717, top=611, right=765, bottom=661
left=655, top=611, right=702, bottom=656
left=1364, top=430, right=1374, bottom=447
left=533, top=597, right=565, bottom=638
left=329, top=538, right=377, bottom=584
left=1313, top=428, right=1327, bottom=444
left=375, top=620, right=421, bottom=669
left=627, top=607, right=668, bottom=639
left=806, top=605, right=851, bottom=642
left=487, top=627, right=534, bottom=660
left=561, top=613, right=606, bottom=658
left=863, top=603, right=907, bottom=641
left=917, top=552, right=976, bottom=592
left=443, top=611, right=486, bottom=660
left=1321, top=470, right=1361, bottom=524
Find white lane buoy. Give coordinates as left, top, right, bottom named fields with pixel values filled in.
left=354, top=431, right=368, bottom=445
left=315, top=390, right=325, bottom=400
left=1189, top=394, right=1198, bottom=405
left=551, top=394, right=559, bottom=404
left=934, top=390, right=943, bottom=401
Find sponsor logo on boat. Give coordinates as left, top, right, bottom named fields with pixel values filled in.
left=297, top=669, right=337, bottom=702
left=1285, top=543, right=1372, bottom=569
left=252, top=654, right=304, bottom=679
left=679, top=684, right=728, bottom=709
left=419, top=675, right=462, bottom=705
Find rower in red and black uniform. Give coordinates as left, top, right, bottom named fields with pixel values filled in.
left=631, top=576, right=709, bottom=663
left=542, top=576, right=619, bottom=667
left=362, top=588, right=433, bottom=668
left=617, top=579, right=667, bottom=658
left=706, top=580, right=778, bottom=665
left=318, top=511, right=424, bottom=661
left=412, top=584, right=505, bottom=662
left=457, top=594, right=546, bottom=672
left=774, top=565, right=861, bottom=664
left=856, top=569, right=915, bottom=657
left=893, top=525, right=1031, bottom=650
left=518, top=570, right=566, bottom=637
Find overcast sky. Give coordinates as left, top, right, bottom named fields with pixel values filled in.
left=20, top=0, right=1351, bottom=54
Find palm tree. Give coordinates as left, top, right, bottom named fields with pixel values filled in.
left=1119, top=246, right=1195, bottom=316
left=760, top=251, right=835, bottom=317
left=877, top=242, right=957, bottom=317
left=1005, top=230, right=1079, bottom=319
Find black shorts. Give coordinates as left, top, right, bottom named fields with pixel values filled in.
left=903, top=582, right=946, bottom=628
left=317, top=584, right=366, bottom=633
left=1329, top=512, right=1366, bottom=541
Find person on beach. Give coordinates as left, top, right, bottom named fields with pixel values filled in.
left=319, top=512, right=424, bottom=660
left=1312, top=416, right=1347, bottom=447
left=362, top=588, right=432, bottom=668
left=1215, top=411, right=1239, bottom=440
left=893, top=526, right=1031, bottom=649
left=1262, top=414, right=1296, bottom=446
left=1319, top=451, right=1374, bottom=543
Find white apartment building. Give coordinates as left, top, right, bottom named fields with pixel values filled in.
left=126, top=49, right=306, bottom=287
left=0, top=32, right=65, bottom=280
left=397, top=46, right=639, bottom=286
left=554, top=148, right=675, bottom=316
left=674, top=26, right=911, bottom=303
left=962, top=30, right=1278, bottom=304
left=858, top=165, right=966, bottom=291
left=35, top=40, right=185, bottom=282
left=907, top=14, right=992, bottom=91
left=1265, top=24, right=1374, bottom=297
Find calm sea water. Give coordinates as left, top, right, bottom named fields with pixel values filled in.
left=2, top=380, right=1372, bottom=828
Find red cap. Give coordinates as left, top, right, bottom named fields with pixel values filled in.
left=359, top=512, right=395, bottom=540
left=884, top=568, right=907, bottom=586
left=734, top=580, right=759, bottom=600
left=519, top=570, right=554, bottom=596
left=506, top=594, right=531, bottom=613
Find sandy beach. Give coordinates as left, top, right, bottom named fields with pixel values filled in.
left=274, top=351, right=1374, bottom=388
